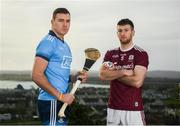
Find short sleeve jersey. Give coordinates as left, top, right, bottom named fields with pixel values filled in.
left=36, top=31, right=72, bottom=100
left=103, top=45, right=149, bottom=111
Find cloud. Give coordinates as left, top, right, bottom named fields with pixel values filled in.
left=0, top=0, right=180, bottom=71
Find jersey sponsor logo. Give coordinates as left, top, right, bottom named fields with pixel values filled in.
left=61, top=56, right=72, bottom=69
left=114, top=63, right=134, bottom=70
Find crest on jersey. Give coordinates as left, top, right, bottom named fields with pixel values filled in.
left=135, top=101, right=139, bottom=107
left=61, top=56, right=72, bottom=69
left=128, top=55, right=134, bottom=62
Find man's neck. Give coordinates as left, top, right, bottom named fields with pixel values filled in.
left=120, top=42, right=134, bottom=52
left=52, top=30, right=64, bottom=40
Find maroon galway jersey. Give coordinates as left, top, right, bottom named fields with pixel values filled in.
left=104, top=45, right=149, bottom=111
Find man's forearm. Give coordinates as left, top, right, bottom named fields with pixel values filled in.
left=32, top=73, right=60, bottom=99
left=118, top=74, right=144, bottom=88
left=99, top=69, right=128, bottom=80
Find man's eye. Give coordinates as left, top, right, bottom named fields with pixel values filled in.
left=58, top=19, right=63, bottom=22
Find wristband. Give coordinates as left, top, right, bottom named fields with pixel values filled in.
left=59, top=93, right=64, bottom=101
left=56, top=91, right=63, bottom=101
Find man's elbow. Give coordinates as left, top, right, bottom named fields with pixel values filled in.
left=32, top=72, right=37, bottom=83
left=99, top=71, right=110, bottom=81
left=133, top=80, right=143, bottom=88
left=99, top=72, right=106, bottom=80
left=32, top=71, right=42, bottom=83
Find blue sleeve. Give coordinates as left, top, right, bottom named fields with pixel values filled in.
left=36, top=40, right=54, bottom=61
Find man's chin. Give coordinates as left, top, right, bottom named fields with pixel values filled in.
left=120, top=40, right=130, bottom=44
left=62, top=31, right=68, bottom=35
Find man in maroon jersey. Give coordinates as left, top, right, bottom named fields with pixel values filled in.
left=99, top=18, right=149, bottom=125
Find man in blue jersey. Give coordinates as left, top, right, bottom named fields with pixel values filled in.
left=32, top=8, right=87, bottom=125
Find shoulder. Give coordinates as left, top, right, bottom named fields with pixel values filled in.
left=133, top=45, right=149, bottom=68
left=133, top=45, right=148, bottom=55
left=106, top=47, right=119, bottom=53
left=104, top=48, right=119, bottom=58
left=104, top=47, right=119, bottom=61
left=43, top=34, right=56, bottom=43
left=36, top=34, right=57, bottom=52
left=38, top=34, right=56, bottom=47
left=133, top=45, right=149, bottom=63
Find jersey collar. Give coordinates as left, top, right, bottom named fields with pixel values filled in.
left=120, top=43, right=135, bottom=52
left=48, top=30, right=64, bottom=43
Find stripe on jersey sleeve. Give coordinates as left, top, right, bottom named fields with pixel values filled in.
left=36, top=54, right=49, bottom=61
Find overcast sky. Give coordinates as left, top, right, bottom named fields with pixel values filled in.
left=0, top=0, right=180, bottom=71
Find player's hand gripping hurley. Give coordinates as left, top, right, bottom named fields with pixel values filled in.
left=58, top=48, right=101, bottom=118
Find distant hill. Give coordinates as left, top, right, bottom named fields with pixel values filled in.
left=88, top=70, right=180, bottom=80
left=147, top=70, right=180, bottom=79
left=0, top=70, right=180, bottom=81
left=0, top=70, right=31, bottom=81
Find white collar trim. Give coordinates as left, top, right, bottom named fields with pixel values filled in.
left=120, top=43, right=135, bottom=52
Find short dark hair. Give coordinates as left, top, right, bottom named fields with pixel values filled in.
left=52, top=8, right=70, bottom=19
left=117, top=18, right=134, bottom=30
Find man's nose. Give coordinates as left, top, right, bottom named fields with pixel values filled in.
left=63, top=22, right=68, bottom=27
left=120, top=31, right=125, bottom=36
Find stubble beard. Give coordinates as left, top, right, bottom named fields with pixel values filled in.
left=120, top=33, right=134, bottom=45
left=120, top=38, right=132, bottom=45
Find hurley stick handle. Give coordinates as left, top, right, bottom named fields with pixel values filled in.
left=70, top=79, right=82, bottom=94
left=58, top=103, right=68, bottom=118
left=58, top=79, right=82, bottom=118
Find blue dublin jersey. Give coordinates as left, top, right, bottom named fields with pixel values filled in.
left=36, top=30, right=72, bottom=100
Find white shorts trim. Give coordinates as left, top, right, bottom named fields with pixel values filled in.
left=50, top=100, right=57, bottom=126
left=107, top=108, right=146, bottom=125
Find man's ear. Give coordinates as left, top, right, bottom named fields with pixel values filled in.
left=132, top=30, right=135, bottom=36
left=51, top=19, right=53, bottom=25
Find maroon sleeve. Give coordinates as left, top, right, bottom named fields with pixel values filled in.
left=103, top=50, right=112, bottom=63
left=135, top=51, right=149, bottom=69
